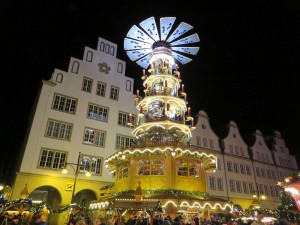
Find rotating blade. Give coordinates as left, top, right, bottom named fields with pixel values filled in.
left=126, top=25, right=154, bottom=44
left=160, top=17, right=176, bottom=41
left=139, top=17, right=160, bottom=42
left=124, top=38, right=152, bottom=51
left=166, top=22, right=193, bottom=43
left=170, top=33, right=200, bottom=46
left=171, top=47, right=200, bottom=55
left=126, top=49, right=152, bottom=62
left=172, top=51, right=193, bottom=64
left=136, top=54, right=151, bottom=68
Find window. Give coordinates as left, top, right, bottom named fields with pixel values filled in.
left=229, top=180, right=236, bottom=192
left=240, top=147, right=244, bottom=156
left=240, top=164, right=245, bottom=174
left=261, top=153, right=265, bottom=161
left=137, top=158, right=165, bottom=176
left=96, top=82, right=106, bottom=97
left=83, top=127, right=106, bottom=147
left=82, top=77, right=93, bottom=92
left=217, top=178, right=223, bottom=191
left=249, top=183, right=254, bottom=194
left=110, top=86, right=119, bottom=100
left=256, top=167, right=261, bottom=177
left=80, top=155, right=103, bottom=175
left=38, top=149, right=67, bottom=169
left=196, top=136, right=201, bottom=146
left=87, top=103, right=108, bottom=122
left=229, top=145, right=233, bottom=153
left=272, top=171, right=276, bottom=180
left=246, top=165, right=251, bottom=175
left=243, top=182, right=249, bottom=193
left=264, top=185, right=269, bottom=196
left=236, top=181, right=242, bottom=193
left=118, top=112, right=136, bottom=128
left=203, top=138, right=208, bottom=147
left=235, top=146, right=239, bottom=155
left=209, top=140, right=214, bottom=149
left=227, top=161, right=232, bottom=172
left=261, top=168, right=266, bottom=178
left=257, top=152, right=261, bottom=160
left=177, top=159, right=200, bottom=177
left=52, top=93, right=77, bottom=114
left=209, top=176, right=216, bottom=190
left=233, top=163, right=239, bottom=173
left=116, top=134, right=134, bottom=149
left=46, top=119, right=72, bottom=141
left=217, top=159, right=221, bottom=171
left=270, top=186, right=276, bottom=197
left=259, top=184, right=264, bottom=194
left=266, top=154, right=269, bottom=162
left=117, top=63, right=123, bottom=73
left=118, top=163, right=129, bottom=179
left=267, top=170, right=272, bottom=179
left=126, top=80, right=132, bottom=91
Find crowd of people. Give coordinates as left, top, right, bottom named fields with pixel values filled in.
left=0, top=212, right=46, bottom=225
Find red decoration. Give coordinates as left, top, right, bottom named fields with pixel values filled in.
left=188, top=107, right=191, bottom=117
left=192, top=118, right=194, bottom=127
left=178, top=72, right=180, bottom=80
left=143, top=69, right=145, bottom=77
left=165, top=80, right=168, bottom=87
left=167, top=103, right=170, bottom=111
left=176, top=64, right=178, bottom=71
left=182, top=84, right=185, bottom=92
left=129, top=114, right=132, bottom=123
left=184, top=94, right=187, bottom=101
left=136, top=90, right=139, bottom=98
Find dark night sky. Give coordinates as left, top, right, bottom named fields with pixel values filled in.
left=1, top=0, right=300, bottom=183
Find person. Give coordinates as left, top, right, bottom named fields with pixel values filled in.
left=0, top=213, right=10, bottom=225
left=279, top=219, right=290, bottom=225
left=8, top=216, right=19, bottom=225
left=30, top=215, right=42, bottom=225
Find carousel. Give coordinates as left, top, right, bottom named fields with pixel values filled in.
left=89, top=17, right=233, bottom=223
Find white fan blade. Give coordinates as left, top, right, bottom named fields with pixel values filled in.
left=170, top=33, right=200, bottom=46
left=126, top=25, right=154, bottom=44
left=126, top=49, right=152, bottom=62
left=136, top=54, right=151, bottom=68
left=166, top=22, right=193, bottom=43
left=124, top=38, right=152, bottom=51
left=172, top=51, right=193, bottom=64
left=139, top=17, right=160, bottom=42
left=171, top=47, right=200, bottom=55
left=160, top=17, right=176, bottom=41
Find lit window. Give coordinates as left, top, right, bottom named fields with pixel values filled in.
left=87, top=103, right=108, bottom=122
left=118, top=163, right=129, bottom=179
left=177, top=159, right=200, bottom=177
left=80, top=155, right=103, bottom=175
left=83, top=127, right=106, bottom=147
left=137, top=158, right=165, bottom=176
left=118, top=112, right=136, bottom=128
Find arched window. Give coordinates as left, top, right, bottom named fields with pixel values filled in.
left=117, top=63, right=123, bottom=73
left=56, top=73, right=63, bottom=83
left=105, top=44, right=110, bottom=54
left=71, top=61, right=79, bottom=74
left=126, top=80, right=131, bottom=91
left=100, top=42, right=105, bottom=52
left=86, top=51, right=93, bottom=62
left=110, top=46, right=115, bottom=56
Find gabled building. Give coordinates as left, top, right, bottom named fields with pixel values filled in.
left=10, top=37, right=138, bottom=224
